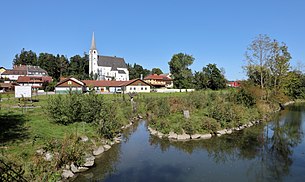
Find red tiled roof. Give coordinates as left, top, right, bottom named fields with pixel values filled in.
left=0, top=83, right=19, bottom=88
left=144, top=74, right=172, bottom=81
left=17, top=76, right=52, bottom=83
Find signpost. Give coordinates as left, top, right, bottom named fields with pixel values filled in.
left=15, top=86, right=32, bottom=98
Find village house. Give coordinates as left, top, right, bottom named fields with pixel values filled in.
left=143, top=74, right=173, bottom=89
left=55, top=77, right=86, bottom=94
left=83, top=78, right=151, bottom=93
left=227, top=81, right=241, bottom=88
left=89, top=33, right=129, bottom=81
left=17, top=76, right=52, bottom=90
left=0, top=67, right=6, bottom=76
left=1, top=65, right=48, bottom=81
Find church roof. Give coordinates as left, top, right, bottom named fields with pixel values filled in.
left=97, top=55, right=127, bottom=69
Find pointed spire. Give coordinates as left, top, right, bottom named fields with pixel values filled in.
left=90, top=32, right=96, bottom=50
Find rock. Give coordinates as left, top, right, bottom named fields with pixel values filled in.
left=121, top=126, right=125, bottom=130
left=36, top=149, right=45, bottom=155
left=103, top=144, right=111, bottom=151
left=93, top=146, right=104, bottom=156
left=177, top=133, right=190, bottom=140
left=114, top=137, right=121, bottom=144
left=65, top=164, right=70, bottom=170
left=77, top=166, right=89, bottom=172
left=83, top=155, right=95, bottom=167
left=247, top=122, right=253, bottom=127
left=183, top=110, right=190, bottom=119
left=138, top=114, right=143, bottom=119
left=44, top=152, right=53, bottom=161
left=80, top=136, right=89, bottom=142
left=191, top=134, right=201, bottom=139
left=149, top=127, right=158, bottom=135
left=71, top=163, right=79, bottom=173
left=62, top=169, right=74, bottom=179
left=168, top=132, right=178, bottom=140
left=156, top=131, right=164, bottom=139
left=71, top=163, right=89, bottom=173
left=200, top=134, right=212, bottom=139
left=226, top=129, right=233, bottom=134
left=217, top=129, right=227, bottom=135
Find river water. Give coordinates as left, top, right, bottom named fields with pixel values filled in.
left=75, top=104, right=305, bottom=182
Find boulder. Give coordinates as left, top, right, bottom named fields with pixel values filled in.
left=62, top=170, right=74, bottom=179
left=80, top=136, right=89, bottom=142
left=156, top=131, right=164, bottom=139
left=93, top=146, right=104, bottom=156
left=71, top=163, right=89, bottom=173
left=103, top=144, right=111, bottom=151
left=77, top=166, right=89, bottom=172
left=149, top=128, right=158, bottom=135
left=44, top=152, right=53, bottom=161
left=168, top=132, right=178, bottom=140
left=177, top=133, right=190, bottom=141
left=226, top=129, right=233, bottom=134
left=83, top=155, right=95, bottom=167
left=217, top=129, right=227, bottom=135
left=70, top=163, right=79, bottom=173
left=191, top=134, right=201, bottom=139
left=200, top=134, right=212, bottom=140
left=183, top=110, right=190, bottom=119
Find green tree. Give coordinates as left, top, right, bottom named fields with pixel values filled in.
left=168, top=53, right=194, bottom=89
left=268, top=41, right=291, bottom=90
left=127, top=63, right=150, bottom=79
left=283, top=71, right=305, bottom=99
left=151, top=68, right=163, bottom=75
left=202, top=64, right=226, bottom=90
left=13, top=48, right=38, bottom=66
left=68, top=54, right=89, bottom=80
left=245, top=34, right=273, bottom=89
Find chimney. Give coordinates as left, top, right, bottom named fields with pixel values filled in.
left=140, top=74, right=143, bottom=80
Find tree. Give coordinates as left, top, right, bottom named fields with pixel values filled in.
left=127, top=63, right=150, bottom=80
left=168, top=53, right=194, bottom=89
left=268, top=41, right=291, bottom=90
left=283, top=71, right=305, bottom=99
left=68, top=54, right=89, bottom=80
left=13, top=48, right=38, bottom=66
left=151, top=68, right=163, bottom=75
left=245, top=34, right=273, bottom=89
left=201, top=64, right=226, bottom=90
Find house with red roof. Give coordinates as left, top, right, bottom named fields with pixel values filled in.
left=17, top=76, right=52, bottom=90
left=55, top=77, right=86, bottom=94
left=143, top=74, right=173, bottom=88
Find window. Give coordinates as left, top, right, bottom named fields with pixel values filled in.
left=130, top=87, right=132, bottom=90
left=68, top=81, right=72, bottom=85
left=141, top=87, right=143, bottom=90
left=134, top=87, right=136, bottom=90
left=145, top=87, right=147, bottom=90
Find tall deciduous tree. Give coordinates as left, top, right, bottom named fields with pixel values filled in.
left=151, top=68, right=163, bottom=75
left=194, top=64, right=226, bottom=90
left=13, top=48, right=38, bottom=66
left=168, top=53, right=194, bottom=89
left=245, top=34, right=273, bottom=89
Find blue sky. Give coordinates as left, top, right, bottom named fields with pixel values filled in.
left=0, top=0, right=304, bottom=80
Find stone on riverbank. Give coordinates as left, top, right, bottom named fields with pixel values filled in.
left=83, top=155, right=95, bottom=167
left=156, top=131, right=164, bottom=139
left=93, top=146, right=104, bottom=156
left=191, top=134, right=201, bottom=139
left=177, top=133, right=191, bottom=141
left=62, top=169, right=74, bottom=179
left=103, top=144, right=111, bottom=151
left=168, top=132, right=178, bottom=140
left=71, top=163, right=89, bottom=173
left=200, top=134, right=212, bottom=139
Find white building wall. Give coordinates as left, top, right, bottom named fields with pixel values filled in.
left=126, top=85, right=150, bottom=93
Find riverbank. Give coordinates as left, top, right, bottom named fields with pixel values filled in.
left=144, top=91, right=304, bottom=141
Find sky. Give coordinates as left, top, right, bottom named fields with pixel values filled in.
left=0, top=0, right=304, bottom=80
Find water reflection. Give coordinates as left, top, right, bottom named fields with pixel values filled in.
left=75, top=104, right=305, bottom=182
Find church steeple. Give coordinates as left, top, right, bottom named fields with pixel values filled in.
left=90, top=32, right=96, bottom=50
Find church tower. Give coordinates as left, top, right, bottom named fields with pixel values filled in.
left=89, top=32, right=98, bottom=76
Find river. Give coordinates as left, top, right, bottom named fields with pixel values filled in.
left=75, top=104, right=305, bottom=182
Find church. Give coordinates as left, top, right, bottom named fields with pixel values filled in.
left=89, top=33, right=129, bottom=81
